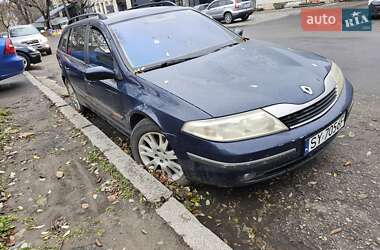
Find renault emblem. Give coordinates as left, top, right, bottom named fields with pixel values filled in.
left=300, top=85, right=313, bottom=95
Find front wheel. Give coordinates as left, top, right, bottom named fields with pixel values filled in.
left=46, top=48, right=52, bottom=55
left=224, top=12, right=233, bottom=24
left=241, top=15, right=250, bottom=21
left=18, top=53, right=31, bottom=70
left=131, top=119, right=189, bottom=186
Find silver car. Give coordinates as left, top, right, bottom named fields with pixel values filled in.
left=201, top=0, right=254, bottom=24
left=8, top=25, right=52, bottom=55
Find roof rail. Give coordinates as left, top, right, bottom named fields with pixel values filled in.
left=134, top=1, right=176, bottom=9
left=68, top=13, right=107, bottom=24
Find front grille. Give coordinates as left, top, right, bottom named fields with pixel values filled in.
left=22, top=39, right=39, bottom=45
left=279, top=88, right=337, bottom=128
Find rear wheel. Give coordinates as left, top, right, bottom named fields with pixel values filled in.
left=65, top=79, right=85, bottom=113
left=131, top=119, right=189, bottom=186
left=241, top=14, right=250, bottom=21
left=18, top=53, right=31, bottom=70
left=224, top=12, right=233, bottom=24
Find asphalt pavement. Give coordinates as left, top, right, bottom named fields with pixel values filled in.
left=23, top=3, right=380, bottom=249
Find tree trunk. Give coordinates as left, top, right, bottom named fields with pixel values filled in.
left=45, top=0, right=51, bottom=29
left=62, top=0, right=71, bottom=19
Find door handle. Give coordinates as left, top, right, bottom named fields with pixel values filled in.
left=105, top=88, right=119, bottom=95
left=87, top=80, right=96, bottom=86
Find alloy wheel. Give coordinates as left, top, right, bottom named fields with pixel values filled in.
left=225, top=13, right=232, bottom=24
left=138, top=132, right=184, bottom=181
left=21, top=57, right=28, bottom=70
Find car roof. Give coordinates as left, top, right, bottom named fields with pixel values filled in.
left=9, top=24, right=35, bottom=29
left=66, top=6, right=191, bottom=28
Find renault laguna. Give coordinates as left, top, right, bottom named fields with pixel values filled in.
left=56, top=7, right=353, bottom=187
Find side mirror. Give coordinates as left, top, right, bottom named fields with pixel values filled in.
left=85, top=66, right=115, bottom=81
left=233, top=28, right=244, bottom=36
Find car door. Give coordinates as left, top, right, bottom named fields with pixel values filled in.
left=65, top=26, right=89, bottom=100
left=85, top=26, right=124, bottom=126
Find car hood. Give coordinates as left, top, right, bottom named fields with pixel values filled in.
left=10, top=34, right=43, bottom=45
left=140, top=40, right=332, bottom=117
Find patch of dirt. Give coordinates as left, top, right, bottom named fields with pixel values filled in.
left=0, top=76, right=188, bottom=249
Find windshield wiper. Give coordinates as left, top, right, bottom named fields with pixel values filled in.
left=135, top=42, right=240, bottom=74
left=138, top=55, right=201, bottom=73
left=211, top=42, right=240, bottom=53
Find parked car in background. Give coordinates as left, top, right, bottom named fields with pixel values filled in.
left=201, top=0, right=254, bottom=23
left=0, top=32, right=8, bottom=38
left=8, top=25, right=52, bottom=55
left=369, top=0, right=380, bottom=18
left=15, top=44, right=42, bottom=70
left=193, top=3, right=209, bottom=11
left=0, top=38, right=24, bottom=81
left=57, top=8, right=353, bottom=187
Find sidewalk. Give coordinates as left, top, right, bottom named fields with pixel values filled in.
left=0, top=75, right=189, bottom=249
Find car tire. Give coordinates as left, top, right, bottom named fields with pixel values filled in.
left=18, top=53, right=31, bottom=70
left=241, top=15, right=250, bottom=21
left=64, top=79, right=85, bottom=113
left=131, top=118, right=190, bottom=186
left=46, top=48, right=52, bottom=55
left=224, top=12, right=233, bottom=24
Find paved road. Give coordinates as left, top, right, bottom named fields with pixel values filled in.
left=27, top=4, right=380, bottom=249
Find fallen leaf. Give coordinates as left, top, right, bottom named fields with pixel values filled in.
left=81, top=203, right=89, bottom=209
left=330, top=228, right=342, bottom=235
left=358, top=193, right=368, bottom=200
left=343, top=161, right=352, bottom=167
left=141, top=229, right=148, bottom=235
left=31, top=225, right=45, bottom=230
left=107, top=194, right=117, bottom=202
left=95, top=238, right=103, bottom=247
left=56, top=171, right=64, bottom=179
left=19, top=132, right=35, bottom=139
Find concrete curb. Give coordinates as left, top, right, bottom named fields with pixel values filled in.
left=23, top=71, right=232, bottom=250
left=157, top=198, right=232, bottom=250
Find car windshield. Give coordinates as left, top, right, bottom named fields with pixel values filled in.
left=111, top=9, right=239, bottom=69
left=9, top=26, right=39, bottom=37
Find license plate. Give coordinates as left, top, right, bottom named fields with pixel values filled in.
left=305, top=113, right=345, bottom=154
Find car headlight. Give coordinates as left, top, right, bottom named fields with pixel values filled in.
left=181, top=110, right=288, bottom=142
left=326, top=62, right=345, bottom=95
left=40, top=36, right=48, bottom=44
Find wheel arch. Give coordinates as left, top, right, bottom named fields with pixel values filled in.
left=129, top=108, right=163, bottom=132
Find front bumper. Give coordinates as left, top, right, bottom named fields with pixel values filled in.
left=169, top=81, right=354, bottom=187
left=30, top=52, right=42, bottom=64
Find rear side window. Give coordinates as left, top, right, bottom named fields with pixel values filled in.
left=67, top=27, right=85, bottom=61
left=208, top=1, right=221, bottom=8
left=88, top=28, right=114, bottom=69
left=58, top=30, right=69, bottom=52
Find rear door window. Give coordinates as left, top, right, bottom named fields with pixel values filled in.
left=58, top=30, right=69, bottom=53
left=208, top=1, right=221, bottom=9
left=88, top=28, right=114, bottom=69
left=67, top=26, right=86, bottom=61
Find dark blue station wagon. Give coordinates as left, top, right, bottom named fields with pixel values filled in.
left=57, top=7, right=353, bottom=187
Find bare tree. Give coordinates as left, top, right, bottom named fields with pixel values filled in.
left=8, top=0, right=34, bottom=24
left=0, top=1, right=17, bottom=30
left=67, top=0, right=95, bottom=15
left=26, top=0, right=52, bottom=28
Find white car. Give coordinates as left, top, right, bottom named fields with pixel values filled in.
left=8, top=25, right=52, bottom=55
